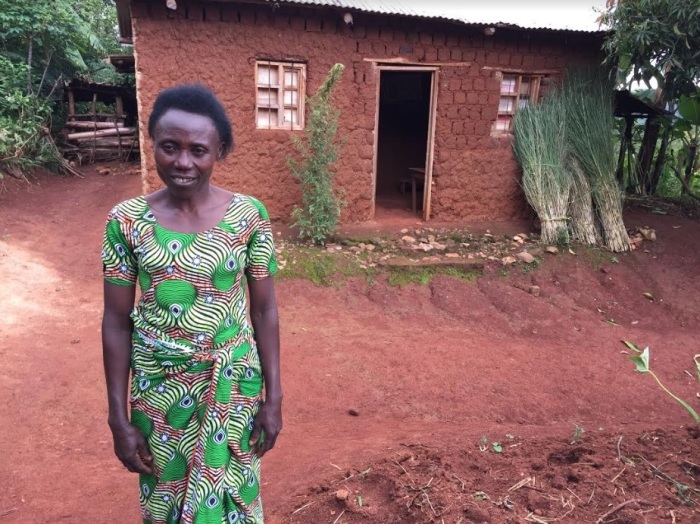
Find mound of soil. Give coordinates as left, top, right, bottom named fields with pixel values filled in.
left=288, top=427, right=699, bottom=523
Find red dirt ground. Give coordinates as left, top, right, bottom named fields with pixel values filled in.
left=0, top=165, right=698, bottom=524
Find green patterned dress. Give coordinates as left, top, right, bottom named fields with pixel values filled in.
left=102, top=193, right=277, bottom=524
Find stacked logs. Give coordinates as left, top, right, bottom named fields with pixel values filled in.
left=62, top=120, right=138, bottom=164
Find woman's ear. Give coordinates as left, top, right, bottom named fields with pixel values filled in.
left=217, top=144, right=225, bottom=160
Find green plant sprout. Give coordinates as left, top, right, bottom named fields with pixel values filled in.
left=479, top=435, right=488, bottom=452
left=623, top=341, right=700, bottom=424
left=571, top=423, right=585, bottom=444
left=492, top=442, right=503, bottom=453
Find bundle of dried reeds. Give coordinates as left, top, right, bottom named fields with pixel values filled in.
left=513, top=96, right=571, bottom=245
left=562, top=70, right=629, bottom=252
left=568, top=156, right=601, bottom=245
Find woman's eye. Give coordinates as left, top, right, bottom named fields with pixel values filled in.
left=162, top=144, right=176, bottom=153
left=192, top=148, right=207, bottom=157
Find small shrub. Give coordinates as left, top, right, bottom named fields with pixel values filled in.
left=289, top=64, right=346, bottom=245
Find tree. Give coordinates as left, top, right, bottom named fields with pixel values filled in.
left=601, top=0, right=700, bottom=103
left=600, top=0, right=700, bottom=195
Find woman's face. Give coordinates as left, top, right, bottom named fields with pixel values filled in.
left=152, top=108, right=223, bottom=197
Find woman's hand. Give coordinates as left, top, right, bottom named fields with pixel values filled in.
left=111, top=422, right=154, bottom=474
left=249, top=399, right=282, bottom=457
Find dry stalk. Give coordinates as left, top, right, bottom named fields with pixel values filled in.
left=393, top=460, right=416, bottom=488
left=525, top=507, right=575, bottom=523
left=291, top=501, right=313, bottom=515
left=450, top=472, right=466, bottom=491
left=586, top=487, right=596, bottom=505
left=596, top=499, right=648, bottom=523
left=610, top=466, right=626, bottom=483
left=331, top=509, right=346, bottom=524
left=509, top=476, right=535, bottom=492
left=566, top=488, right=582, bottom=502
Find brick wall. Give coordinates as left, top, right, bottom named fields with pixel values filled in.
left=131, top=0, right=603, bottom=223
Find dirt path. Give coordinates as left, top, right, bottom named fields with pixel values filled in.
left=0, top=167, right=698, bottom=523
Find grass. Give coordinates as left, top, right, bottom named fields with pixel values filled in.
left=581, top=245, right=621, bottom=270
left=275, top=248, right=367, bottom=286
left=387, top=266, right=481, bottom=287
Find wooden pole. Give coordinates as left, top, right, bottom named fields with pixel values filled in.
left=68, top=90, right=76, bottom=121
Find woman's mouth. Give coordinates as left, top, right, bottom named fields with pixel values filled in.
left=172, top=176, right=196, bottom=185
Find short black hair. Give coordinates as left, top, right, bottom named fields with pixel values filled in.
left=148, top=84, right=234, bottom=157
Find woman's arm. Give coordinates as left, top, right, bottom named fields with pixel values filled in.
left=102, top=282, right=152, bottom=474
left=247, top=275, right=282, bottom=456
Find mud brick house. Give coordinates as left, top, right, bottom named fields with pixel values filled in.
left=115, top=0, right=606, bottom=223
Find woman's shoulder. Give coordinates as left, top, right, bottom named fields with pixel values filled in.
left=107, top=195, right=149, bottom=221
left=229, top=193, right=270, bottom=220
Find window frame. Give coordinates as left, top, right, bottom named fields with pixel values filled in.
left=254, top=60, right=306, bottom=131
left=492, top=73, right=547, bottom=134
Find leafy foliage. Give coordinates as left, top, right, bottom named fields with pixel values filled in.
left=601, top=0, right=700, bottom=102
left=0, top=0, right=128, bottom=177
left=289, top=64, right=346, bottom=245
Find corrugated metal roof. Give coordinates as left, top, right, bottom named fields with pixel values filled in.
left=266, top=0, right=607, bottom=32
left=115, top=0, right=607, bottom=41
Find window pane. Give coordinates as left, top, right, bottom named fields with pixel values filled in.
left=284, top=69, right=298, bottom=88
left=519, top=78, right=531, bottom=96
left=283, top=89, right=298, bottom=106
left=257, top=65, right=279, bottom=86
left=501, top=76, right=517, bottom=95
left=284, top=108, right=298, bottom=126
left=498, top=97, right=514, bottom=114
left=257, top=108, right=277, bottom=128
left=257, top=88, right=279, bottom=108
left=494, top=116, right=511, bottom=131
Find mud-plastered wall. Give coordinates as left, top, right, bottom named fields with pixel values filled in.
left=131, top=1, right=603, bottom=223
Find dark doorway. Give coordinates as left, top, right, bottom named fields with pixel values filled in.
left=374, top=71, right=432, bottom=218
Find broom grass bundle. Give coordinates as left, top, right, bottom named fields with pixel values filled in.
left=561, top=70, right=629, bottom=252
left=568, top=156, right=601, bottom=245
left=513, top=95, right=571, bottom=245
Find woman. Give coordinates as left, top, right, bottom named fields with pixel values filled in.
left=102, top=84, right=282, bottom=524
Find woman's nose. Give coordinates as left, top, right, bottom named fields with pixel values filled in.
left=175, top=150, right=193, bottom=169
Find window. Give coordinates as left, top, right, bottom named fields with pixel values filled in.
left=255, top=60, right=306, bottom=130
left=493, top=74, right=548, bottom=133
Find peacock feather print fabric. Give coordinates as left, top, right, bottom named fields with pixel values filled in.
left=102, top=194, right=277, bottom=524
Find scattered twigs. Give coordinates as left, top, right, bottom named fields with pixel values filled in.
left=525, top=506, right=575, bottom=523
left=635, top=454, right=700, bottom=504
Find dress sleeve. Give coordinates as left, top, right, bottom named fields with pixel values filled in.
left=102, top=206, right=137, bottom=286
left=245, top=198, right=278, bottom=280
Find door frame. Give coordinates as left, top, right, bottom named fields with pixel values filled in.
left=371, top=64, right=440, bottom=221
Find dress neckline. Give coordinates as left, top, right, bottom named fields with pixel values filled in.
left=140, top=194, right=235, bottom=235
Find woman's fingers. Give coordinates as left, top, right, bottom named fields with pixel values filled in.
left=114, top=425, right=153, bottom=475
